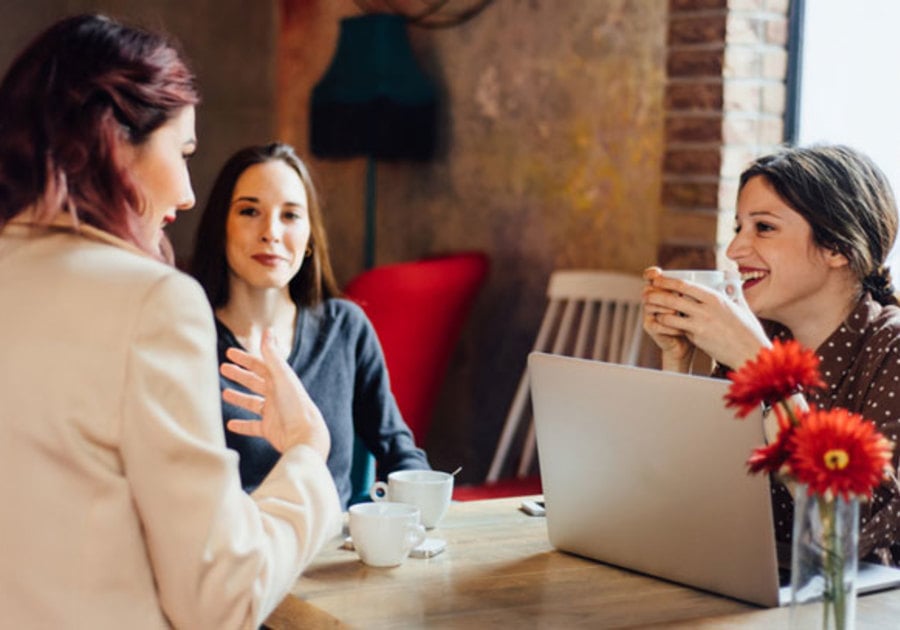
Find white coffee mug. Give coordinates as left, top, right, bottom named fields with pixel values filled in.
left=661, top=269, right=741, bottom=298
left=348, top=502, right=426, bottom=568
left=370, top=470, right=454, bottom=529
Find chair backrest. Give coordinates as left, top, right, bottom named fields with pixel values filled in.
left=486, top=269, right=645, bottom=482
left=344, top=251, right=490, bottom=446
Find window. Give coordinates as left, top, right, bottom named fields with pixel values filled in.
left=790, top=0, right=900, bottom=269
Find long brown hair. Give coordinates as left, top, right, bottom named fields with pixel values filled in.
left=190, top=142, right=341, bottom=308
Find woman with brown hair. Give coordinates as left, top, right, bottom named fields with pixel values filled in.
left=191, top=142, right=429, bottom=508
left=643, top=144, right=900, bottom=566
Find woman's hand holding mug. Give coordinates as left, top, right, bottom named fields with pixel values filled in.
left=642, top=266, right=769, bottom=372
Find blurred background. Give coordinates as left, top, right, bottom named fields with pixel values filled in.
left=8, top=1, right=890, bottom=486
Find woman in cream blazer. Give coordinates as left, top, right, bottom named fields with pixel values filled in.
left=0, top=15, right=341, bottom=629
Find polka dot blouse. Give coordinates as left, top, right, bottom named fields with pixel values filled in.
left=719, top=294, right=900, bottom=566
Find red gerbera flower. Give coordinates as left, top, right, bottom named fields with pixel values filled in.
left=789, top=407, right=894, bottom=501
left=725, top=339, right=825, bottom=418
left=747, top=425, right=795, bottom=475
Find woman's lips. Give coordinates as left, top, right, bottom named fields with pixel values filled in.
left=740, top=269, right=767, bottom=291
left=252, top=254, right=284, bottom=267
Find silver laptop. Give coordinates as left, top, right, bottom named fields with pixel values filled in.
left=528, top=352, right=900, bottom=607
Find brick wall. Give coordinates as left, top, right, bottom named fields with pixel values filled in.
left=660, top=0, right=789, bottom=269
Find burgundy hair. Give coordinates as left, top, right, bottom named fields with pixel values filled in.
left=0, top=14, right=199, bottom=257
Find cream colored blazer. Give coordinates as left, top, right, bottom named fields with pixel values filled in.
left=0, top=218, right=341, bottom=629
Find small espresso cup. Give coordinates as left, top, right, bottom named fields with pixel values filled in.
left=370, top=470, right=454, bottom=529
left=348, top=502, right=426, bottom=568
left=660, top=269, right=740, bottom=297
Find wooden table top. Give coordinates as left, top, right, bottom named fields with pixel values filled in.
left=265, top=496, right=900, bottom=629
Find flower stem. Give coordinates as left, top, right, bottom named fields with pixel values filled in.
left=819, top=496, right=846, bottom=629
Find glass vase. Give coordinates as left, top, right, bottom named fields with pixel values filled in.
left=789, top=485, right=859, bottom=630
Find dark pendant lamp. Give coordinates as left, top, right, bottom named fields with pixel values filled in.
left=311, top=14, right=437, bottom=269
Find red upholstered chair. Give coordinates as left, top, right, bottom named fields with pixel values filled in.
left=343, top=252, right=489, bottom=503
left=451, top=475, right=543, bottom=501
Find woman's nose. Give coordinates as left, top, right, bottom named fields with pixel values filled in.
left=176, top=187, right=195, bottom=211
left=260, top=220, right=281, bottom=243
left=725, top=231, right=747, bottom=261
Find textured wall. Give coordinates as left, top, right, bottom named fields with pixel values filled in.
left=279, top=0, right=668, bottom=481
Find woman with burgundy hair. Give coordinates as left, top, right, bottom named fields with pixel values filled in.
left=0, top=14, right=340, bottom=628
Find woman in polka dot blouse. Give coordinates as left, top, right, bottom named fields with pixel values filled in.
left=642, top=144, right=900, bottom=566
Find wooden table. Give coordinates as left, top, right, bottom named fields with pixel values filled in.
left=265, top=497, right=900, bottom=629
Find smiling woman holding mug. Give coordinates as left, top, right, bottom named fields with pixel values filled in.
left=642, top=144, right=900, bottom=567
left=0, top=14, right=341, bottom=627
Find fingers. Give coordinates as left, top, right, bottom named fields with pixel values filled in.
left=643, top=284, right=690, bottom=315
left=226, top=419, right=264, bottom=439
left=258, top=329, right=294, bottom=382
left=259, top=328, right=313, bottom=401
left=260, top=328, right=282, bottom=360
left=223, top=387, right=265, bottom=415
left=645, top=312, right=689, bottom=336
left=224, top=346, right=267, bottom=373
left=220, top=362, right=266, bottom=395
left=643, top=266, right=663, bottom=281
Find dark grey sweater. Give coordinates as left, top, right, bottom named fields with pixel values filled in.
left=217, top=298, right=430, bottom=508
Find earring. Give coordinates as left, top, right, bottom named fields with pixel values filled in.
left=305, top=245, right=313, bottom=257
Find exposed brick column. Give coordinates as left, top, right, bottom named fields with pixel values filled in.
left=660, top=0, right=789, bottom=270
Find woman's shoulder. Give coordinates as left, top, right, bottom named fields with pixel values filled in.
left=53, top=231, right=205, bottom=308
left=862, top=299, right=900, bottom=348
left=304, top=297, right=374, bottom=339
left=318, top=297, right=370, bottom=324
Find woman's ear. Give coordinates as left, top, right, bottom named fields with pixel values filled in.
left=826, top=247, right=850, bottom=269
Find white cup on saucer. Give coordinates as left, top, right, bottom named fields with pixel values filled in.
left=370, top=470, right=454, bottom=529
left=348, top=502, right=426, bottom=568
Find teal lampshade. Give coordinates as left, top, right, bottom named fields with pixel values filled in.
left=311, top=14, right=437, bottom=160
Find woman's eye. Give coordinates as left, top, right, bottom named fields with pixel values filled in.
left=733, top=223, right=742, bottom=234
left=283, top=211, right=305, bottom=221
left=755, top=222, right=774, bottom=233
left=237, top=207, right=259, bottom=217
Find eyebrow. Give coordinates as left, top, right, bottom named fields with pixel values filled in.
left=734, top=210, right=780, bottom=220
left=230, top=196, right=306, bottom=208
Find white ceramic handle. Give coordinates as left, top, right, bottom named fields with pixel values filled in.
left=369, top=481, right=389, bottom=502
left=719, top=273, right=743, bottom=303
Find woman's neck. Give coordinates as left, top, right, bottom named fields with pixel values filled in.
left=215, top=283, right=297, bottom=358
left=776, top=277, right=861, bottom=352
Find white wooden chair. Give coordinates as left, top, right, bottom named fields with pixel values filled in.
left=486, top=269, right=646, bottom=482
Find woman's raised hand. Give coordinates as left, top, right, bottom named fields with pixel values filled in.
left=220, top=329, right=331, bottom=460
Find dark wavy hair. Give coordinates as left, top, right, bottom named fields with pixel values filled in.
left=0, top=14, right=199, bottom=258
left=740, top=145, right=899, bottom=306
left=190, top=142, right=340, bottom=308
